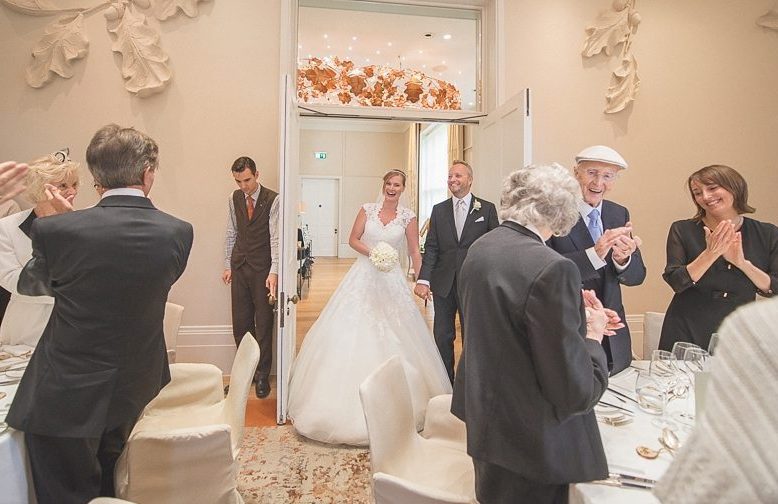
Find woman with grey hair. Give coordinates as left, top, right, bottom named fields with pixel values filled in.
left=0, top=149, right=79, bottom=346
left=452, top=164, right=621, bottom=503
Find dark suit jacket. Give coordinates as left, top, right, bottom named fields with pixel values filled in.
left=546, top=200, right=646, bottom=374
left=7, top=195, right=193, bottom=438
left=452, top=221, right=609, bottom=484
left=418, top=194, right=498, bottom=298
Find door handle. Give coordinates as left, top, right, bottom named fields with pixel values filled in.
left=288, top=294, right=300, bottom=305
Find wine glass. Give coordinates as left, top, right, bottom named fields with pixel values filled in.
left=635, top=370, right=665, bottom=416
left=671, top=341, right=700, bottom=362
left=708, top=332, right=721, bottom=356
left=648, top=350, right=678, bottom=429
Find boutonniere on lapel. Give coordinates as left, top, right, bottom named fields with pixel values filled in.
left=469, top=199, right=481, bottom=215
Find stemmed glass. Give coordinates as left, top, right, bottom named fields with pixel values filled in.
left=645, top=350, right=678, bottom=429
left=671, top=342, right=700, bottom=362
left=708, top=333, right=721, bottom=356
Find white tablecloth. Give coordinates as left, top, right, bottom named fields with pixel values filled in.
left=570, top=362, right=693, bottom=504
left=1, top=382, right=35, bottom=504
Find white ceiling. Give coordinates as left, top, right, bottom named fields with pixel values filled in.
left=298, top=5, right=479, bottom=110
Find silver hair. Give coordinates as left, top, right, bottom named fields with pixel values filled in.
left=498, top=163, right=582, bottom=236
left=86, top=124, right=159, bottom=189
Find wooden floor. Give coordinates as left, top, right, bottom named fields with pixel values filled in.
left=244, top=257, right=461, bottom=427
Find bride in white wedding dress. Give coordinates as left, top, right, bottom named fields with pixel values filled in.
left=288, top=169, right=452, bottom=446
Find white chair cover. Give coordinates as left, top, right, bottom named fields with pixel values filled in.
left=359, top=356, right=476, bottom=504
left=163, top=302, right=184, bottom=363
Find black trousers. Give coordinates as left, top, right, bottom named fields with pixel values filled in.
left=432, top=281, right=462, bottom=384
left=25, top=419, right=136, bottom=504
left=474, top=459, right=568, bottom=504
left=231, top=264, right=273, bottom=380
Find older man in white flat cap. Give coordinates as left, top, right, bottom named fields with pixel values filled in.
left=547, top=145, right=645, bottom=374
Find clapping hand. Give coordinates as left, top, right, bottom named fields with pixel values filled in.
left=611, top=225, right=642, bottom=265
left=582, top=290, right=624, bottom=342
left=0, top=161, right=28, bottom=204
left=594, top=224, right=633, bottom=260
left=703, top=220, right=736, bottom=257
left=722, top=231, right=745, bottom=268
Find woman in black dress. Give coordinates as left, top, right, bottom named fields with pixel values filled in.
left=659, top=165, right=778, bottom=351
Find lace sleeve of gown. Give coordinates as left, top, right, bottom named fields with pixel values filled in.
left=396, top=206, right=416, bottom=228
left=362, top=203, right=378, bottom=220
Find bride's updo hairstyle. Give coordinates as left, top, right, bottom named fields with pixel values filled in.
left=499, top=163, right=582, bottom=237
left=383, top=169, right=407, bottom=187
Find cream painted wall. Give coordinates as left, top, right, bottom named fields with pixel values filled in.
left=0, top=3, right=281, bottom=329
left=299, top=129, right=409, bottom=256
left=502, top=0, right=778, bottom=315
left=1, top=0, right=776, bottom=347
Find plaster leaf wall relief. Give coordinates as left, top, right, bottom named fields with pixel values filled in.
left=757, top=2, right=778, bottom=30
left=582, top=0, right=642, bottom=114
left=0, top=0, right=211, bottom=97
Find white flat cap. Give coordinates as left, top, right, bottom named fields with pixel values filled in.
left=575, top=145, right=628, bottom=169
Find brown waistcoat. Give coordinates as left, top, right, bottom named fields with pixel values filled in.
left=230, top=186, right=278, bottom=272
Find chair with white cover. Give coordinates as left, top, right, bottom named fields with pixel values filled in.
left=643, top=312, right=666, bottom=359
left=142, top=362, right=225, bottom=416
left=89, top=498, right=136, bottom=504
left=359, top=357, right=476, bottom=504
left=163, top=302, right=184, bottom=363
left=114, top=333, right=259, bottom=504
left=420, top=394, right=466, bottom=450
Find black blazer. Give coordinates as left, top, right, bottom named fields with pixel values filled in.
left=7, top=195, right=193, bottom=438
left=452, top=221, right=609, bottom=484
left=418, top=194, right=498, bottom=298
left=547, top=200, right=646, bottom=374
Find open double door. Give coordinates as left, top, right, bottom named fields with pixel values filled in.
left=274, top=82, right=532, bottom=424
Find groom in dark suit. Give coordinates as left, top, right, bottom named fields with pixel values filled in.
left=414, top=160, right=498, bottom=382
left=6, top=124, right=193, bottom=504
left=547, top=146, right=646, bottom=374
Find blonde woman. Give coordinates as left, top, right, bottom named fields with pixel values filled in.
left=0, top=149, right=79, bottom=346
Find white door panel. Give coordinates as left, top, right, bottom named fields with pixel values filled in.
left=300, top=178, right=339, bottom=257
left=474, top=89, right=532, bottom=206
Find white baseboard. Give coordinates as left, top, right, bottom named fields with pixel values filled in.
left=176, top=325, right=278, bottom=376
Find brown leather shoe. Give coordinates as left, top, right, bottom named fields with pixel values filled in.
left=256, top=378, right=270, bottom=398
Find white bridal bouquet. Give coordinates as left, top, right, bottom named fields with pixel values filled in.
left=369, top=242, right=399, bottom=272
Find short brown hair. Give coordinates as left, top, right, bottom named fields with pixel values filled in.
left=688, top=164, right=755, bottom=221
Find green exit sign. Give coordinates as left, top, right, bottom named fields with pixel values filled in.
left=314, top=151, right=327, bottom=160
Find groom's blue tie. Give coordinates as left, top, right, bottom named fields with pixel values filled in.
left=587, top=208, right=602, bottom=243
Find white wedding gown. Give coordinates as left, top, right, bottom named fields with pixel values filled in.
left=288, top=203, right=452, bottom=446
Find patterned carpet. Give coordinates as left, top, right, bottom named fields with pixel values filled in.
left=237, top=425, right=373, bottom=503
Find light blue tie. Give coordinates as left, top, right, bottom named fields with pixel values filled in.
left=587, top=208, right=602, bottom=243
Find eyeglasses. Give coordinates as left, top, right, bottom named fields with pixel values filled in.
left=582, top=168, right=618, bottom=183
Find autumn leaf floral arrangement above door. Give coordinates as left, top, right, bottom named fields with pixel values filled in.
left=0, top=0, right=210, bottom=97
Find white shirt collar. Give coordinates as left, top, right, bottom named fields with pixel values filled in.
left=578, top=200, right=603, bottom=219
left=247, top=186, right=261, bottom=202
left=453, top=192, right=472, bottom=207
left=101, top=188, right=145, bottom=199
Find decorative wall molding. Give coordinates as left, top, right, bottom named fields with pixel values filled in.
left=582, top=0, right=641, bottom=114
left=757, top=2, right=778, bottom=30
left=0, top=0, right=210, bottom=96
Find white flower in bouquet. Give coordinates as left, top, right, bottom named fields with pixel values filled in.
left=369, top=242, right=399, bottom=272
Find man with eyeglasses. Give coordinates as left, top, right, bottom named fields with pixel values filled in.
left=547, top=145, right=646, bottom=374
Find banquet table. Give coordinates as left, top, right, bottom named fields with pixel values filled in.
left=569, top=362, right=693, bottom=504
left=1, top=377, right=35, bottom=504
